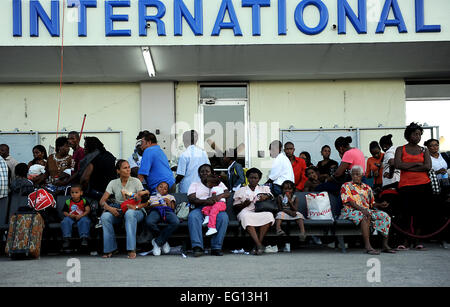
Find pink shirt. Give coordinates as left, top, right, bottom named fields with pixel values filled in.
left=188, top=181, right=228, bottom=199
left=341, top=148, right=366, bottom=173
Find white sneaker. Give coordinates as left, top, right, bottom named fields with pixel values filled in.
left=265, top=245, right=278, bottom=253
left=205, top=228, right=217, bottom=236
left=152, top=239, right=161, bottom=256
left=283, top=243, right=291, bottom=253
left=162, top=242, right=170, bottom=254
left=202, top=216, right=209, bottom=226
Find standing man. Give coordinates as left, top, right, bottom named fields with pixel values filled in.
left=138, top=132, right=175, bottom=194
left=265, top=141, right=294, bottom=197
left=68, top=131, right=85, bottom=173
left=0, top=144, right=18, bottom=182
left=284, top=142, right=307, bottom=191
left=176, top=130, right=210, bottom=193
left=0, top=156, right=8, bottom=201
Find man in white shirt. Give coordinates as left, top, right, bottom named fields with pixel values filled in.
left=265, top=140, right=295, bottom=197
left=176, top=130, right=210, bottom=193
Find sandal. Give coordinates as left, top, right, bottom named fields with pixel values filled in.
left=395, top=245, right=410, bottom=251
left=414, top=244, right=427, bottom=251
left=381, top=248, right=396, bottom=254
left=365, top=249, right=380, bottom=255
left=102, top=250, right=118, bottom=258
left=128, top=251, right=137, bottom=259
left=256, top=245, right=265, bottom=256
left=299, top=233, right=307, bottom=242
left=276, top=229, right=286, bottom=236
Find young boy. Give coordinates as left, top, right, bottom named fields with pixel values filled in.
left=61, top=184, right=91, bottom=249
left=303, top=167, right=322, bottom=192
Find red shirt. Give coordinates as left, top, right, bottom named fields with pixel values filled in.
left=398, top=146, right=430, bottom=188
left=72, top=146, right=85, bottom=172
left=291, top=156, right=308, bottom=191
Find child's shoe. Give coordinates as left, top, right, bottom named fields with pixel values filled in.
left=202, top=216, right=209, bottom=227
left=206, top=228, right=217, bottom=236
left=283, top=243, right=291, bottom=253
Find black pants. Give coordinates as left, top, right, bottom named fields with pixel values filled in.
left=398, top=183, right=432, bottom=243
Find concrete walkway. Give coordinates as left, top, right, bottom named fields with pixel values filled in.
left=1, top=243, right=449, bottom=287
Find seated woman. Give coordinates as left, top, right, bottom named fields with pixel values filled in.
left=233, top=168, right=275, bottom=256
left=188, top=164, right=230, bottom=257
left=28, top=145, right=48, bottom=187
left=365, top=141, right=384, bottom=192
left=45, top=137, right=73, bottom=194
left=340, top=165, right=395, bottom=255
left=99, top=160, right=150, bottom=259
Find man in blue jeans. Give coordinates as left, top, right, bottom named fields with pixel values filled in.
left=187, top=164, right=230, bottom=257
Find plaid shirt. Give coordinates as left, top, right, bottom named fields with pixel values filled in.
left=0, top=156, right=8, bottom=198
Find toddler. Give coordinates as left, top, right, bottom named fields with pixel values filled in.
left=61, top=184, right=91, bottom=249
left=11, top=163, right=35, bottom=195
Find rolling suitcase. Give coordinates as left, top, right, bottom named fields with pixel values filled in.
left=5, top=212, right=45, bottom=259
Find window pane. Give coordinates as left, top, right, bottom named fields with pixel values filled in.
left=200, top=86, right=247, bottom=99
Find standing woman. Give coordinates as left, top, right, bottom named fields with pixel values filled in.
left=425, top=138, right=449, bottom=181
left=99, top=160, right=149, bottom=259
left=233, top=168, right=275, bottom=255
left=331, top=136, right=366, bottom=184
left=365, top=141, right=384, bottom=191
left=394, top=123, right=432, bottom=250
left=316, top=145, right=338, bottom=180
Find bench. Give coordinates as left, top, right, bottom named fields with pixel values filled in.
left=1, top=191, right=361, bottom=254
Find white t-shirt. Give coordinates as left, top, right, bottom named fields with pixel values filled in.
left=211, top=186, right=226, bottom=202
left=127, top=153, right=142, bottom=169
left=177, top=145, right=210, bottom=193
left=105, top=177, right=144, bottom=204
left=431, top=154, right=449, bottom=180
left=382, top=146, right=401, bottom=187
left=269, top=152, right=295, bottom=186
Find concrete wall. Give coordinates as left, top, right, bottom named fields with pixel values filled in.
left=0, top=83, right=140, bottom=162
left=174, top=79, right=406, bottom=179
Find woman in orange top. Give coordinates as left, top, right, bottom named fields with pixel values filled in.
left=394, top=122, right=432, bottom=250
left=365, top=141, right=384, bottom=191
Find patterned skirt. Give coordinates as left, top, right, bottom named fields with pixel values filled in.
left=340, top=207, right=391, bottom=237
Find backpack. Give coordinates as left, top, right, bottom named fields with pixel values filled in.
left=27, top=189, right=56, bottom=211
left=175, top=202, right=190, bottom=220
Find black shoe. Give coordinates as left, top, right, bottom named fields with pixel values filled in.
left=193, top=246, right=204, bottom=257
left=81, top=238, right=89, bottom=247
left=211, top=249, right=223, bottom=256
left=62, top=239, right=70, bottom=249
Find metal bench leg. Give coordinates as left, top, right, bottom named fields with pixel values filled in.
left=337, top=235, right=346, bottom=253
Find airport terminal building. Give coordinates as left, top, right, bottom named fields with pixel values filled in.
left=1, top=0, right=449, bottom=177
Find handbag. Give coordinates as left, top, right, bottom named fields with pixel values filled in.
left=429, top=169, right=441, bottom=195
left=175, top=202, right=190, bottom=220
left=254, top=200, right=278, bottom=214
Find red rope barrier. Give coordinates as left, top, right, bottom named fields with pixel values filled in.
left=391, top=219, right=450, bottom=239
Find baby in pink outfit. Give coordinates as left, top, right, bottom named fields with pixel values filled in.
left=202, top=174, right=227, bottom=236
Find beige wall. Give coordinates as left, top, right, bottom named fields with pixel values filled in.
left=0, top=83, right=140, bottom=161
left=174, top=79, right=406, bottom=179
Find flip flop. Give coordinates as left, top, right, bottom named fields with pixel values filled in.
left=366, top=249, right=380, bottom=255
left=102, top=250, right=119, bottom=258
left=381, top=248, right=397, bottom=254
left=414, top=245, right=427, bottom=251
left=128, top=251, right=137, bottom=259
left=276, top=229, right=286, bottom=236
left=395, top=245, right=410, bottom=251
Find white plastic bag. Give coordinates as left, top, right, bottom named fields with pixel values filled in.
left=305, top=192, right=334, bottom=221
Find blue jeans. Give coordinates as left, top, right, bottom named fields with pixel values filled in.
left=145, top=210, right=180, bottom=246
left=101, top=209, right=144, bottom=253
left=188, top=208, right=228, bottom=250
left=61, top=216, right=91, bottom=238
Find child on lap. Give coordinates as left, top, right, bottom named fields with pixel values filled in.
left=202, top=175, right=227, bottom=236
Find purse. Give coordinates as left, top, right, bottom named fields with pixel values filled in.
left=254, top=200, right=278, bottom=214
left=429, top=169, right=441, bottom=195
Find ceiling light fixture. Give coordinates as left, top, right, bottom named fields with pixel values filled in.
left=141, top=46, right=156, bottom=77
